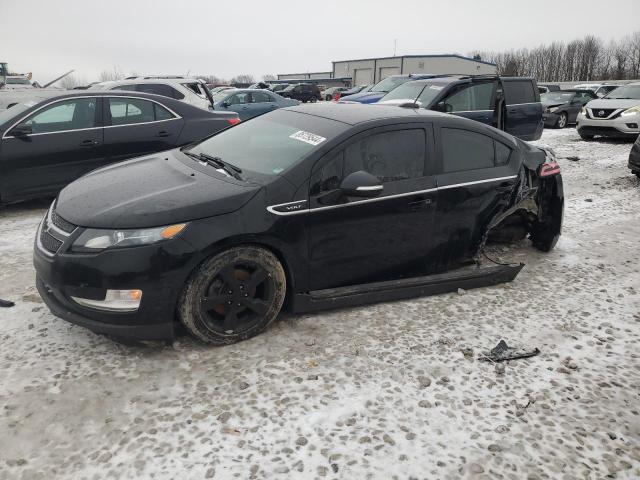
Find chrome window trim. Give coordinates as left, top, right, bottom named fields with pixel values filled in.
left=505, top=102, right=540, bottom=106
left=103, top=117, right=180, bottom=129
left=2, top=95, right=101, bottom=139
left=2, top=95, right=181, bottom=139
left=267, top=175, right=517, bottom=216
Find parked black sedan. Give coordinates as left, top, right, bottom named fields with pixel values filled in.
left=34, top=103, right=563, bottom=345
left=0, top=91, right=240, bottom=204
left=541, top=89, right=597, bottom=128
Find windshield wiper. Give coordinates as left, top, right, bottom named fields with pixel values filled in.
left=183, top=150, right=243, bottom=180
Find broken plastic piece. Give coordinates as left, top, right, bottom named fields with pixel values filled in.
left=484, top=339, right=540, bottom=362
left=0, top=299, right=15, bottom=308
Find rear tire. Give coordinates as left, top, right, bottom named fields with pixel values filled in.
left=179, top=246, right=286, bottom=345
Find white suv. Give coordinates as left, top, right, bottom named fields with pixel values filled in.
left=573, top=83, right=620, bottom=98
left=576, top=82, right=640, bottom=140
left=89, top=77, right=214, bottom=111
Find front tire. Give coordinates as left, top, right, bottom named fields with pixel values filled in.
left=578, top=131, right=594, bottom=140
left=179, top=246, right=286, bottom=345
left=556, top=112, right=568, bottom=129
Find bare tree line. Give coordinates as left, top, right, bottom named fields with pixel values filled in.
left=470, top=31, right=640, bottom=81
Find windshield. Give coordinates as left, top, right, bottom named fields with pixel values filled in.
left=187, top=111, right=342, bottom=176
left=212, top=91, right=232, bottom=103
left=371, top=76, right=411, bottom=93
left=604, top=85, right=640, bottom=100
left=6, top=78, right=31, bottom=85
left=541, top=92, right=575, bottom=103
left=380, top=82, right=427, bottom=102
left=0, top=101, right=35, bottom=126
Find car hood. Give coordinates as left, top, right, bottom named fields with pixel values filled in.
left=542, top=101, right=567, bottom=108
left=586, top=98, right=640, bottom=109
left=56, top=150, right=261, bottom=229
left=339, top=91, right=385, bottom=104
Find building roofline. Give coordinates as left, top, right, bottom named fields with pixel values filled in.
left=277, top=71, right=332, bottom=77
left=331, top=54, right=496, bottom=67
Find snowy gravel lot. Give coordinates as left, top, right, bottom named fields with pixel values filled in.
left=0, top=128, right=639, bottom=480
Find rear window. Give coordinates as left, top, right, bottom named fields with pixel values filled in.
left=503, top=80, right=536, bottom=105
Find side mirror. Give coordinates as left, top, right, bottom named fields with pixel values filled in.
left=221, top=101, right=230, bottom=108
left=436, top=101, right=452, bottom=113
left=339, top=170, right=383, bottom=198
left=9, top=124, right=32, bottom=137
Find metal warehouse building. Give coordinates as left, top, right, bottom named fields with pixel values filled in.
left=277, top=55, right=496, bottom=87
left=333, top=55, right=496, bottom=85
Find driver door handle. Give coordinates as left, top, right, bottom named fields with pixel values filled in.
left=79, top=139, right=100, bottom=147
left=156, top=131, right=171, bottom=137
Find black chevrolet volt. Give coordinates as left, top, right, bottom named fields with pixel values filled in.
left=34, top=103, right=564, bottom=344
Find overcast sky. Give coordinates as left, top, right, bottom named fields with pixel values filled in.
left=2, top=0, right=639, bottom=84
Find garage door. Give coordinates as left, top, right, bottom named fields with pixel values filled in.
left=354, top=69, right=373, bottom=86
left=379, top=67, right=400, bottom=80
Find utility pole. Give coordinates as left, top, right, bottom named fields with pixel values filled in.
left=393, top=39, right=397, bottom=57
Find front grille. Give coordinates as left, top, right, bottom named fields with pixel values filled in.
left=40, top=227, right=63, bottom=253
left=51, top=209, right=76, bottom=233
left=588, top=108, right=617, bottom=119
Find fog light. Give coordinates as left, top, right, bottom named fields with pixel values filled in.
left=71, top=289, right=142, bottom=312
left=626, top=123, right=638, bottom=129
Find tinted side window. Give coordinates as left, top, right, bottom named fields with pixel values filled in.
left=310, top=151, right=344, bottom=196
left=134, top=83, right=185, bottom=100
left=229, top=93, right=250, bottom=105
left=445, top=82, right=494, bottom=111
left=251, top=92, right=273, bottom=103
left=494, top=141, right=511, bottom=166
left=441, top=128, right=494, bottom=172
left=344, top=129, right=425, bottom=183
left=109, top=98, right=157, bottom=125
left=503, top=80, right=536, bottom=105
left=154, top=103, right=175, bottom=121
left=21, top=98, right=97, bottom=134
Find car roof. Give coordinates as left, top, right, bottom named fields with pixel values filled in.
left=284, top=102, right=450, bottom=125
left=21, top=90, right=191, bottom=109
left=95, top=78, right=201, bottom=87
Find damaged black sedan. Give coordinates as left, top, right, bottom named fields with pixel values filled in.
left=34, top=103, right=563, bottom=344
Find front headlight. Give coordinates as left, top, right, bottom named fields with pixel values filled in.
left=71, top=223, right=187, bottom=252
left=580, top=106, right=587, bottom=115
left=621, top=105, right=640, bottom=117
left=548, top=107, right=559, bottom=113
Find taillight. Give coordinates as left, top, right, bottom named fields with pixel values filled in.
left=227, top=117, right=241, bottom=125
left=540, top=160, right=560, bottom=177
left=334, top=93, right=341, bottom=101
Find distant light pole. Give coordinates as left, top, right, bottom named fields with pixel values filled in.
left=393, top=39, right=397, bottom=57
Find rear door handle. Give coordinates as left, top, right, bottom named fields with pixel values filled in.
left=408, top=198, right=432, bottom=211
left=156, top=131, right=171, bottom=137
left=79, top=139, right=99, bottom=147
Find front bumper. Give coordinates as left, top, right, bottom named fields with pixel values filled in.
left=33, top=217, right=199, bottom=342
left=577, top=112, right=640, bottom=138
left=543, top=111, right=561, bottom=127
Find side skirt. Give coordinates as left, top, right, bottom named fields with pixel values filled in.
left=290, top=263, right=524, bottom=314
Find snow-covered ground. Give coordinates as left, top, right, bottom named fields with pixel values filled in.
left=0, top=128, right=638, bottom=480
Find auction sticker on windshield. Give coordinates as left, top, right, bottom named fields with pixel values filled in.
left=289, top=130, right=326, bottom=146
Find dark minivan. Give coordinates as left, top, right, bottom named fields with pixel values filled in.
left=378, top=75, right=543, bottom=141
left=279, top=84, right=321, bottom=103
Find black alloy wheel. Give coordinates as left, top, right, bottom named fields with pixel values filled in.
left=179, top=247, right=286, bottom=345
